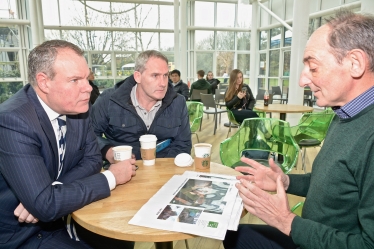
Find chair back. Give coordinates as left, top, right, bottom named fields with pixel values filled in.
left=186, top=101, right=203, bottom=132
left=200, top=93, right=217, bottom=109
left=220, top=118, right=299, bottom=173
left=291, top=112, right=335, bottom=143
left=256, top=89, right=266, bottom=100
left=226, top=108, right=240, bottom=126
left=191, top=89, right=208, bottom=100
left=272, top=86, right=282, bottom=96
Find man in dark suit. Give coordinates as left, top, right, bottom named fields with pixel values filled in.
left=0, top=40, right=136, bottom=248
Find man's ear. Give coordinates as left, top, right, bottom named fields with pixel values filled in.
left=133, top=71, right=141, bottom=83
left=35, top=72, right=50, bottom=94
left=347, top=49, right=366, bottom=78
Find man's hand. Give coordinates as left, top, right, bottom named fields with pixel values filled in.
left=235, top=157, right=290, bottom=191
left=106, top=147, right=136, bottom=164
left=106, top=147, right=115, bottom=164
left=236, top=176, right=296, bottom=235
left=14, top=203, right=38, bottom=223
left=108, top=158, right=137, bottom=185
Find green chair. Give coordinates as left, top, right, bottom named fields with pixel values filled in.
left=186, top=101, right=203, bottom=142
left=291, top=201, right=304, bottom=217
left=291, top=111, right=335, bottom=173
left=226, top=108, right=266, bottom=138
left=220, top=118, right=299, bottom=174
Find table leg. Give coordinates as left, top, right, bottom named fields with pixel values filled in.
left=155, top=241, right=173, bottom=249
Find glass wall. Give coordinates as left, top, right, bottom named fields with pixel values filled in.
left=42, top=0, right=174, bottom=91
left=191, top=0, right=251, bottom=84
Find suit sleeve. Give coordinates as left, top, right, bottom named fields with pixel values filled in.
left=0, top=112, right=110, bottom=222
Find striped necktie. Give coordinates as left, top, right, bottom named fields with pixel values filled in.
left=57, top=115, right=66, bottom=178
left=56, top=116, right=80, bottom=240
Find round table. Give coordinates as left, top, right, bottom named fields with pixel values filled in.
left=72, top=158, right=241, bottom=249
left=254, top=104, right=314, bottom=121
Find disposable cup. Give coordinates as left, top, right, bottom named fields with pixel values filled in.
left=139, top=135, right=157, bottom=166
left=193, top=143, right=212, bottom=170
left=112, top=146, right=132, bottom=163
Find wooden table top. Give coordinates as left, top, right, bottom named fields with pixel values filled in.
left=255, top=104, right=313, bottom=113
left=72, top=158, right=241, bottom=242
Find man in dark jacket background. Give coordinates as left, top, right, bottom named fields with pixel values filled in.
left=91, top=50, right=191, bottom=163
left=190, top=70, right=212, bottom=102
left=170, top=69, right=189, bottom=100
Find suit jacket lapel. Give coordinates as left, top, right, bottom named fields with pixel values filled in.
left=62, top=115, right=79, bottom=174
left=27, top=86, right=60, bottom=179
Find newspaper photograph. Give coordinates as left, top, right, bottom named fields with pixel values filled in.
left=129, top=175, right=239, bottom=240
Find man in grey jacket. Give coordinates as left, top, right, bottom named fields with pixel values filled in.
left=91, top=50, right=192, bottom=164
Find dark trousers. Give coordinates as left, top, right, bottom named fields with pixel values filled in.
left=75, top=221, right=135, bottom=249
left=232, top=109, right=259, bottom=123
left=223, top=224, right=299, bottom=249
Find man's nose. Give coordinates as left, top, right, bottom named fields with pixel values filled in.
left=299, top=69, right=311, bottom=87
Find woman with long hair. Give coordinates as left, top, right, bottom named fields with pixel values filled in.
left=206, top=71, right=220, bottom=94
left=224, top=69, right=257, bottom=123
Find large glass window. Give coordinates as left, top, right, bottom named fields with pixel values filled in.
left=259, top=31, right=267, bottom=50
left=0, top=26, right=19, bottom=47
left=270, top=28, right=281, bottom=49
left=194, top=2, right=214, bottom=27
left=217, top=52, right=234, bottom=77
left=237, top=32, right=251, bottom=51
left=116, top=53, right=136, bottom=77
left=269, top=50, right=279, bottom=77
left=283, top=51, right=291, bottom=76
left=0, top=0, right=18, bottom=19
left=196, top=31, right=214, bottom=50
left=196, top=53, right=213, bottom=74
left=237, top=54, right=250, bottom=84
left=216, top=31, right=235, bottom=50
left=216, top=3, right=235, bottom=27
left=237, top=0, right=251, bottom=28
left=0, top=82, right=23, bottom=104
left=91, top=53, right=111, bottom=77
left=259, top=53, right=266, bottom=77
left=0, top=51, right=20, bottom=78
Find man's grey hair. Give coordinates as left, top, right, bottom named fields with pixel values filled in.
left=28, top=40, right=84, bottom=86
left=325, top=10, right=374, bottom=72
left=134, top=50, right=169, bottom=73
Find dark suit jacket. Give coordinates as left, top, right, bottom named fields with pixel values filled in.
left=0, top=84, right=110, bottom=248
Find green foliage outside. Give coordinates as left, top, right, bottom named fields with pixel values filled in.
left=0, top=82, right=23, bottom=104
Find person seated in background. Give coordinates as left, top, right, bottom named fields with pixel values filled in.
left=206, top=71, right=220, bottom=94
left=0, top=40, right=136, bottom=249
left=224, top=10, right=374, bottom=249
left=91, top=50, right=191, bottom=165
left=190, top=70, right=212, bottom=102
left=224, top=69, right=258, bottom=123
left=170, top=69, right=189, bottom=100
left=88, top=68, right=100, bottom=104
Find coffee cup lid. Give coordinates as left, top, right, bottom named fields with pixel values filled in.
left=139, top=134, right=157, bottom=142
left=174, top=153, right=193, bottom=167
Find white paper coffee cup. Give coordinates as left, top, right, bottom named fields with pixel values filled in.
left=112, top=146, right=132, bottom=163
left=139, top=135, right=157, bottom=166
left=193, top=143, right=212, bottom=170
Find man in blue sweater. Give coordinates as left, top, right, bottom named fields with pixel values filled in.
left=224, top=10, right=374, bottom=249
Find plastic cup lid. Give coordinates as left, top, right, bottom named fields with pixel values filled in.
left=174, top=153, right=193, bottom=167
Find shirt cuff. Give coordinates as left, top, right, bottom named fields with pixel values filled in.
left=101, top=170, right=116, bottom=191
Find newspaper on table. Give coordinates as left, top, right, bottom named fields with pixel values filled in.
left=129, top=171, right=243, bottom=240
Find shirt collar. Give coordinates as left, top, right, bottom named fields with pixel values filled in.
left=37, top=95, right=60, bottom=121
left=131, top=84, right=162, bottom=110
left=333, top=85, right=374, bottom=119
